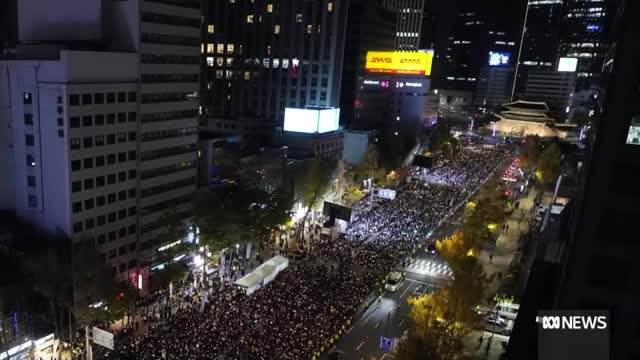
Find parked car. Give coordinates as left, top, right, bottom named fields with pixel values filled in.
left=484, top=315, right=513, bottom=336
left=493, top=302, right=520, bottom=321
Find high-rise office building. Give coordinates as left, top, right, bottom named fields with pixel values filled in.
left=514, top=0, right=564, bottom=95
left=0, top=0, right=201, bottom=288
left=340, top=0, right=396, bottom=127
left=200, top=0, right=348, bottom=142
left=524, top=70, right=576, bottom=111
left=474, top=65, right=515, bottom=109
left=520, top=0, right=564, bottom=70
left=557, top=0, right=620, bottom=92
left=382, top=0, right=426, bottom=51
left=442, top=0, right=520, bottom=92
left=506, top=2, right=639, bottom=359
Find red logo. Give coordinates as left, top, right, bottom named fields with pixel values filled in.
left=370, top=57, right=392, bottom=63
left=399, top=58, right=421, bottom=64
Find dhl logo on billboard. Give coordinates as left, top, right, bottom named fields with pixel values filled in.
left=365, top=51, right=434, bottom=76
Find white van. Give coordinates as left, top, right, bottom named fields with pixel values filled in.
left=493, top=302, right=520, bottom=321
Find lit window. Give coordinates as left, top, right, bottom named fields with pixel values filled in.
left=217, top=44, right=225, bottom=54
left=227, top=44, right=234, bottom=54
left=207, top=25, right=215, bottom=34
left=267, top=3, right=273, bottom=12
left=244, top=71, right=251, bottom=80
left=226, top=58, right=233, bottom=66
left=306, top=25, right=312, bottom=34
left=626, top=116, right=640, bottom=145
left=200, top=43, right=204, bottom=54
left=296, top=14, right=303, bottom=23
left=216, top=57, right=224, bottom=66
left=225, top=70, right=233, bottom=79
left=328, top=2, right=333, bottom=12
left=247, top=15, right=254, bottom=23
left=207, top=43, right=214, bottom=53
left=206, top=57, right=214, bottom=67
left=216, top=70, right=223, bottom=79
left=274, top=24, right=280, bottom=34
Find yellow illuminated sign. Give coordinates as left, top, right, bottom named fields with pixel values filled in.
left=365, top=51, right=434, bottom=76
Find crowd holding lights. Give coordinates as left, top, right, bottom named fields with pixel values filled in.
left=103, top=145, right=514, bottom=360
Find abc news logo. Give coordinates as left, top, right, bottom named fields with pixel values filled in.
left=536, top=315, right=607, bottom=330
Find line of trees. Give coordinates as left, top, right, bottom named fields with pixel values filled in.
left=396, top=166, right=512, bottom=358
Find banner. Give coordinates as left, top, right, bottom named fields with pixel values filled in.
left=365, top=51, right=434, bottom=76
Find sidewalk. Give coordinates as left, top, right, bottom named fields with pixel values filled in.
left=478, top=188, right=538, bottom=302
left=462, top=187, right=539, bottom=360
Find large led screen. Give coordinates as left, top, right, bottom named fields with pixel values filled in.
left=318, top=108, right=340, bottom=133
left=284, top=107, right=340, bottom=134
left=558, top=57, right=578, bottom=72
left=488, top=51, right=511, bottom=66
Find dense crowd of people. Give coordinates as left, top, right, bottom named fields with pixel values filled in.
left=102, top=144, right=513, bottom=360
left=315, top=145, right=514, bottom=272
left=103, top=262, right=375, bottom=360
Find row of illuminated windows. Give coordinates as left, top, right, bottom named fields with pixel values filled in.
left=72, top=170, right=137, bottom=193
left=72, top=188, right=136, bottom=214
left=141, top=144, right=197, bottom=162
left=140, top=176, right=195, bottom=198
left=141, top=110, right=198, bottom=123
left=204, top=43, right=235, bottom=55
left=71, top=151, right=137, bottom=172
left=73, top=209, right=136, bottom=235
left=141, top=161, right=196, bottom=180
left=70, top=113, right=136, bottom=128
left=70, top=132, right=136, bottom=150
left=69, top=92, right=136, bottom=106
left=141, top=92, right=197, bottom=103
left=141, top=194, right=192, bottom=217
left=141, top=127, right=197, bottom=142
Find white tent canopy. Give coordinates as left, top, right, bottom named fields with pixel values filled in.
left=234, top=256, right=289, bottom=295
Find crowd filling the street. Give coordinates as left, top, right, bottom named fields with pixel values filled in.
left=102, top=144, right=515, bottom=360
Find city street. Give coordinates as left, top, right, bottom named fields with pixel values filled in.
left=324, top=278, right=435, bottom=360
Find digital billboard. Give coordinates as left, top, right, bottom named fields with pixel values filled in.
left=283, top=107, right=340, bottom=134
left=365, top=51, right=434, bottom=76
left=323, top=201, right=352, bottom=222
left=558, top=57, right=578, bottom=72
left=488, top=51, right=511, bottom=66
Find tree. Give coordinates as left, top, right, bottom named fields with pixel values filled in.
left=342, top=185, right=365, bottom=206
left=72, top=240, right=124, bottom=326
left=402, top=257, right=491, bottom=359
left=349, top=145, right=386, bottom=184
left=536, top=142, right=562, bottom=184
left=193, top=186, right=293, bottom=253
left=435, top=231, right=476, bottom=269
left=395, top=329, right=446, bottom=360
left=253, top=186, right=294, bottom=239
left=460, top=181, right=507, bottom=246
left=193, top=190, right=256, bottom=253
left=520, top=135, right=541, bottom=171
left=297, top=159, right=335, bottom=239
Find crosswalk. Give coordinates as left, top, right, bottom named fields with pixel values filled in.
left=406, top=258, right=453, bottom=278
